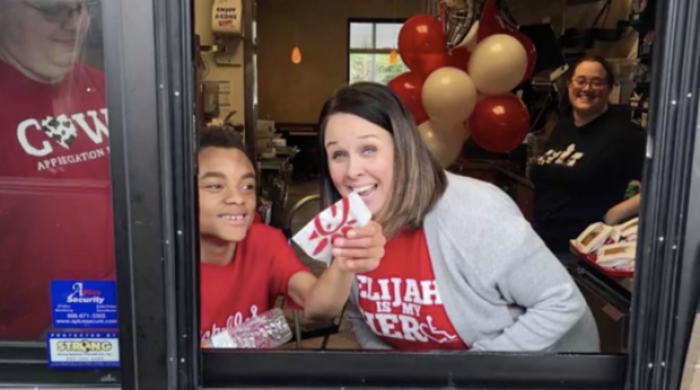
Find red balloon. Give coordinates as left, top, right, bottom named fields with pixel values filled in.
left=511, top=31, right=537, bottom=81
left=398, top=15, right=447, bottom=74
left=387, top=72, right=429, bottom=125
left=469, top=94, right=530, bottom=153
left=476, top=0, right=507, bottom=41
left=411, top=52, right=452, bottom=77
left=446, top=48, right=471, bottom=71
left=402, top=47, right=467, bottom=77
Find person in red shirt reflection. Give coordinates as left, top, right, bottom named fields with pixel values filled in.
left=197, top=126, right=386, bottom=346
left=0, top=0, right=114, bottom=339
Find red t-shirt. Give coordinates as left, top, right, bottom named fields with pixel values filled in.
left=356, top=228, right=467, bottom=351
left=0, top=60, right=114, bottom=339
left=199, top=223, right=308, bottom=344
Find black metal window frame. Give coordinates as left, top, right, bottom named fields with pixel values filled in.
left=1, top=0, right=700, bottom=389
left=628, top=0, right=700, bottom=388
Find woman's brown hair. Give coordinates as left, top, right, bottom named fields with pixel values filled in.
left=316, top=82, right=447, bottom=238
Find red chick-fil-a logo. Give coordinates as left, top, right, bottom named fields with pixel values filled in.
left=308, top=197, right=357, bottom=256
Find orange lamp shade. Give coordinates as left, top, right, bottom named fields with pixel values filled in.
left=388, top=49, right=398, bottom=65
left=291, top=46, right=302, bottom=64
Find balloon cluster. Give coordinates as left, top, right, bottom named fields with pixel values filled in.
left=388, top=0, right=537, bottom=166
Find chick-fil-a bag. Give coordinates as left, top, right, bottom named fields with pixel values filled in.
left=292, top=191, right=372, bottom=264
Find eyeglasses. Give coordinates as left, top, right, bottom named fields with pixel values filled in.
left=570, top=77, right=608, bottom=89
left=20, top=0, right=95, bottom=23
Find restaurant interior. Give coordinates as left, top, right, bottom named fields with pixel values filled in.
left=191, top=0, right=657, bottom=353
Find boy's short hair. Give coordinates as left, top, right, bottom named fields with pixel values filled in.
left=198, top=126, right=247, bottom=153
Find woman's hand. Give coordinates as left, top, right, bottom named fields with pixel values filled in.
left=299, top=222, right=386, bottom=320
left=604, top=194, right=641, bottom=225
left=331, top=221, right=386, bottom=273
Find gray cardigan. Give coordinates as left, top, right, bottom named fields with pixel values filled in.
left=348, top=172, right=600, bottom=353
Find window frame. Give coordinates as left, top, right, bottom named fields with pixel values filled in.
left=0, top=0, right=198, bottom=386
left=627, top=0, right=700, bottom=388
left=105, top=0, right=200, bottom=385
left=346, top=18, right=408, bottom=84
left=2, top=0, right=700, bottom=389
left=202, top=350, right=627, bottom=388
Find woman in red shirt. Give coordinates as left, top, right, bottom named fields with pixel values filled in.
left=315, top=83, right=599, bottom=353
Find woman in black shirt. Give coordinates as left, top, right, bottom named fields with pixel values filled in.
left=530, top=55, right=646, bottom=254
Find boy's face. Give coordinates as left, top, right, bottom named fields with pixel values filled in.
left=198, top=147, right=256, bottom=243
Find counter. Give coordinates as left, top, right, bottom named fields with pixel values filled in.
left=569, top=255, right=632, bottom=353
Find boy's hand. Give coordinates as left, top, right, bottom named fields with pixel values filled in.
left=331, top=221, right=386, bottom=273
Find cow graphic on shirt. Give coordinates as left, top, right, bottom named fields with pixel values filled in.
left=14, top=108, right=110, bottom=171
left=41, top=115, right=78, bottom=149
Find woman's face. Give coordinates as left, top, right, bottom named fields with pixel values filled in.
left=567, top=60, right=611, bottom=115
left=324, top=113, right=395, bottom=216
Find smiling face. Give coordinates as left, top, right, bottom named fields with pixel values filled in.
left=198, top=147, right=256, bottom=243
left=324, top=113, right=395, bottom=216
left=0, top=0, right=91, bottom=82
left=568, top=60, right=611, bottom=117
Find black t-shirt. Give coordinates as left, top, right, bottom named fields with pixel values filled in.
left=530, top=108, right=647, bottom=253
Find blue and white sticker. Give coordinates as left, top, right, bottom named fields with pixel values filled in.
left=47, top=332, right=120, bottom=369
left=50, top=281, right=118, bottom=329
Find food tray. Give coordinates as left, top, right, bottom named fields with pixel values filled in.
left=569, top=240, right=634, bottom=278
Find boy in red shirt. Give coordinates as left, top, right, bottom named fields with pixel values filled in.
left=197, top=127, right=385, bottom=345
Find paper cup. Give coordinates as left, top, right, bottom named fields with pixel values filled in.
left=292, top=192, right=372, bottom=264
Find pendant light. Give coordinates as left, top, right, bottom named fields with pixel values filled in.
left=290, top=0, right=301, bottom=65
left=291, top=46, right=302, bottom=64
left=388, top=0, right=399, bottom=65
left=388, top=49, right=398, bottom=65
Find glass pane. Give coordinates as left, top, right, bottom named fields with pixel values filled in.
left=349, top=22, right=373, bottom=49
left=348, top=53, right=407, bottom=84
left=375, top=23, right=402, bottom=50
left=0, top=0, right=118, bottom=362
left=348, top=53, right=372, bottom=84
left=199, top=6, right=644, bottom=368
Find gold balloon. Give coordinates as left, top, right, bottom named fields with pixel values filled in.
left=468, top=34, right=528, bottom=95
left=422, top=67, right=478, bottom=126
left=418, top=120, right=466, bottom=168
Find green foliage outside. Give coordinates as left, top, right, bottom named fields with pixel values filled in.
left=349, top=53, right=408, bottom=85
